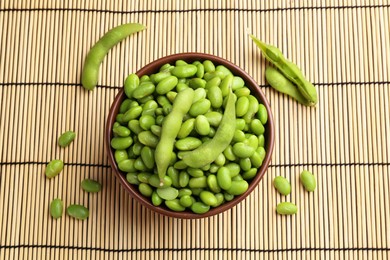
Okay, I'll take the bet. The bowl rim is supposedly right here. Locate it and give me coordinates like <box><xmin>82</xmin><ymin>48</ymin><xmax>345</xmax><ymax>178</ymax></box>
<box><xmin>105</xmin><ymin>52</ymin><xmax>275</xmax><ymax>219</ymax></box>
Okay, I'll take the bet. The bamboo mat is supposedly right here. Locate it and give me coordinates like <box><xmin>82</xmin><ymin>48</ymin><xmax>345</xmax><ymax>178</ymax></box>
<box><xmin>0</xmin><ymin>0</ymin><xmax>389</xmax><ymax>259</ymax></box>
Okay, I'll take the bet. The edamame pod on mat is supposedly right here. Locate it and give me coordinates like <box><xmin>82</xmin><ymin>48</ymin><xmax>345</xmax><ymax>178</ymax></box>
<box><xmin>250</xmin><ymin>34</ymin><xmax>317</xmax><ymax>105</ymax></box>
<box><xmin>81</xmin><ymin>23</ymin><xmax>146</xmax><ymax>90</ymax></box>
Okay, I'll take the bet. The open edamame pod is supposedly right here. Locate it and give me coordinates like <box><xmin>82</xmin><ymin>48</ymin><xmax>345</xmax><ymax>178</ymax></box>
<box><xmin>250</xmin><ymin>34</ymin><xmax>317</xmax><ymax>105</ymax></box>
<box><xmin>265</xmin><ymin>67</ymin><xmax>312</xmax><ymax>106</ymax></box>
<box><xmin>81</xmin><ymin>23</ymin><xmax>146</xmax><ymax>90</ymax></box>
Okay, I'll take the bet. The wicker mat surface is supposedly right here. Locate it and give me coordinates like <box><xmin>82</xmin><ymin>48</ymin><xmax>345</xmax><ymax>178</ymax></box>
<box><xmin>0</xmin><ymin>1</ymin><xmax>389</xmax><ymax>259</ymax></box>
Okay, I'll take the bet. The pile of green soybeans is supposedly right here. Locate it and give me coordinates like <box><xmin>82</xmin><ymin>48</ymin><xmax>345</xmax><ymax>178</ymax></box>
<box><xmin>111</xmin><ymin>60</ymin><xmax>268</xmax><ymax>214</ymax></box>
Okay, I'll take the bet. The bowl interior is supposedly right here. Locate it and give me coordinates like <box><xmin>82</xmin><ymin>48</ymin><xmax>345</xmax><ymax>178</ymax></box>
<box><xmin>105</xmin><ymin>53</ymin><xmax>275</xmax><ymax>219</ymax></box>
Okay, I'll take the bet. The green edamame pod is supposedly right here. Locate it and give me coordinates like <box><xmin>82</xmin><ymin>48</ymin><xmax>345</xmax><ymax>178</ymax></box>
<box><xmin>81</xmin><ymin>179</ymin><xmax>102</xmax><ymax>193</ymax></box>
<box><xmin>155</xmin><ymin>88</ymin><xmax>195</xmax><ymax>182</ymax></box>
<box><xmin>276</xmin><ymin>202</ymin><xmax>298</xmax><ymax>215</ymax></box>
<box><xmin>265</xmin><ymin>66</ymin><xmax>311</xmax><ymax>106</ymax></box>
<box><xmin>300</xmin><ymin>170</ymin><xmax>316</xmax><ymax>191</ymax></box>
<box><xmin>45</xmin><ymin>160</ymin><xmax>64</xmax><ymax>179</ymax></box>
<box><xmin>67</xmin><ymin>204</ymin><xmax>89</xmax><ymax>220</ymax></box>
<box><xmin>81</xmin><ymin>23</ymin><xmax>146</xmax><ymax>90</ymax></box>
<box><xmin>50</xmin><ymin>198</ymin><xmax>63</xmax><ymax>219</ymax></box>
<box><xmin>58</xmin><ymin>131</ymin><xmax>76</xmax><ymax>147</ymax></box>
<box><xmin>182</xmin><ymin>91</ymin><xmax>236</xmax><ymax>168</ymax></box>
<box><xmin>250</xmin><ymin>35</ymin><xmax>317</xmax><ymax>104</ymax></box>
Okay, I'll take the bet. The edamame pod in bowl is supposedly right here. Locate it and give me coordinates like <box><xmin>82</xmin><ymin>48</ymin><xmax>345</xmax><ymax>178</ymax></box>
<box><xmin>106</xmin><ymin>53</ymin><xmax>274</xmax><ymax>219</ymax></box>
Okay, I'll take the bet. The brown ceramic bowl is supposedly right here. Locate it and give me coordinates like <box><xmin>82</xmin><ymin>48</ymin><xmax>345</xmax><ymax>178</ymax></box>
<box><xmin>105</xmin><ymin>53</ymin><xmax>274</xmax><ymax>219</ymax></box>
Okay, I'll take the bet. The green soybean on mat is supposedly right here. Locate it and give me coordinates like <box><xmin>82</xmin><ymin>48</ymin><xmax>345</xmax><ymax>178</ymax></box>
<box><xmin>1</xmin><ymin>0</ymin><xmax>389</xmax><ymax>259</ymax></box>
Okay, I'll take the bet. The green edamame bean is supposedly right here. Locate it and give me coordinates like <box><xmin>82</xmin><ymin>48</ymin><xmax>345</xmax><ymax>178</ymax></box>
<box><xmin>176</xmin><ymin>60</ymin><xmax>188</xmax><ymax>66</ymax></box>
<box><xmin>140</xmin><ymin>75</ymin><xmax>150</xmax><ymax>83</ymax></box>
<box><xmin>124</xmin><ymin>74</ymin><xmax>140</xmax><ymax>98</ymax></box>
<box><xmin>219</xmin><ymin>74</ymin><xmax>234</xmax><ymax>97</ymax></box>
<box><xmin>189</xmin><ymin>78</ymin><xmax>206</xmax><ymax>89</ymax></box>
<box><xmin>232</xmin><ymin>142</ymin><xmax>255</xmax><ymax>158</ymax></box>
<box><xmin>123</xmin><ymin>106</ymin><xmax>143</xmax><ymax>122</ymax></box>
<box><xmin>232</xmin><ymin>76</ymin><xmax>245</xmax><ymax>90</ymax></box>
<box><xmin>214</xmin><ymin>153</ymin><xmax>226</xmax><ymax>166</ymax></box>
<box><xmin>111</xmin><ymin>136</ymin><xmax>133</xmax><ymax>150</ymax></box>
<box><xmin>139</xmin><ymin>115</ymin><xmax>155</xmax><ymax>131</ymax></box>
<box><xmin>191</xmin><ymin>188</ymin><xmax>204</xmax><ymax>196</ymax></box>
<box><xmin>200</xmin><ymin>191</ymin><xmax>218</xmax><ymax>206</ymax></box>
<box><xmin>179</xmin><ymin>171</ymin><xmax>190</xmax><ymax>187</ymax></box>
<box><xmin>156</xmin><ymin>75</ymin><xmax>178</xmax><ymax>94</ymax></box>
<box><xmin>137</xmin><ymin>172</ymin><xmax>151</xmax><ymax>183</ymax></box>
<box><xmin>189</xmin><ymin>99</ymin><xmax>211</xmax><ymax>117</ymax></box>
<box><xmin>207</xmin><ymin>86</ymin><xmax>223</xmax><ymax>108</ymax></box>
<box><xmin>138</xmin><ymin>95</ymin><xmax>154</xmax><ymax>104</ymax></box>
<box><xmin>150</xmin><ymin>71</ymin><xmax>171</xmax><ymax>84</ymax></box>
<box><xmin>115</xmin><ymin>150</ymin><xmax>128</xmax><ymax>163</ymax></box>
<box><xmin>193</xmin><ymin>88</ymin><xmax>207</xmax><ymax>103</ymax></box>
<box><xmin>150</xmin><ymin>125</ymin><xmax>162</xmax><ymax>137</ymax></box>
<box><xmin>226</xmin><ymin>180</ymin><xmax>248</xmax><ymax>195</ymax></box>
<box><xmin>139</xmin><ymin>183</ymin><xmax>153</xmax><ymax>197</ymax></box>
<box><xmin>208</xmin><ymin>127</ymin><xmax>216</xmax><ymax>137</ymax></box>
<box><xmin>81</xmin><ymin>23</ymin><xmax>145</xmax><ymax>90</ymax></box>
<box><xmin>205</xmin><ymin>77</ymin><xmax>221</xmax><ymax>89</ymax></box>
<box><xmin>250</xmin><ymin>119</ymin><xmax>265</xmax><ymax>136</ymax></box>
<box><xmin>45</xmin><ymin>159</ymin><xmax>64</xmax><ymax>178</ymax></box>
<box><xmin>143</xmin><ymin>100</ymin><xmax>158</xmax><ymax>110</ymax></box>
<box><xmin>243</xmin><ymin>95</ymin><xmax>259</xmax><ymax>123</ymax></box>
<box><xmin>129</xmin><ymin>82</ymin><xmax>153</xmax><ymax>100</ymax></box>
<box><xmin>58</xmin><ymin>131</ymin><xmax>76</xmax><ymax>147</ymax></box>
<box><xmin>140</xmin><ymin>146</ymin><xmax>154</xmax><ymax>169</ymax></box>
<box><xmin>188</xmin><ymin>176</ymin><xmax>207</xmax><ymax>189</ymax></box>
<box><xmin>166</xmin><ymin>91</ymin><xmax>177</xmax><ymax>103</ymax></box>
<box><xmin>300</xmin><ymin>170</ymin><xmax>316</xmax><ymax>191</ymax></box>
<box><xmin>209</xmin><ymin>163</ymin><xmax>220</xmax><ymax>173</ymax></box>
<box><xmin>203</xmin><ymin>71</ymin><xmax>226</xmax><ymax>81</ymax></box>
<box><xmin>235</xmin><ymin>96</ymin><xmax>250</xmax><ymax>117</ymax></box>
<box><xmin>178</xmin><ymin>188</ymin><xmax>192</xmax><ymax>197</ymax></box>
<box><xmin>177</xmin><ymin>118</ymin><xmax>195</xmax><ymax>139</ymax></box>
<box><xmin>203</xmin><ymin>60</ymin><xmax>215</xmax><ymax>73</ymax></box>
<box><xmin>233</xmin><ymin>129</ymin><xmax>246</xmax><ymax>142</ymax></box>
<box><xmin>257</xmin><ymin>147</ymin><xmax>266</xmax><ymax>161</ymax></box>
<box><xmin>187</xmin><ymin>168</ymin><xmax>204</xmax><ymax>178</ymax></box>
<box><xmin>216</xmin><ymin>65</ymin><xmax>233</xmax><ymax>77</ymax></box>
<box><xmin>155</xmin><ymin>88</ymin><xmax>195</xmax><ymax>182</ymax></box>
<box><xmin>81</xmin><ymin>179</ymin><xmax>102</xmax><ymax>193</ymax></box>
<box><xmin>234</xmin><ymin>87</ymin><xmax>250</xmax><ymax>97</ymax></box>
<box><xmin>67</xmin><ymin>204</ymin><xmax>89</xmax><ymax>220</ymax></box>
<box><xmin>251</xmin><ymin>35</ymin><xmax>317</xmax><ymax>104</ymax></box>
<box><xmin>179</xmin><ymin>195</ymin><xmax>193</xmax><ymax>207</ymax></box>
<box><xmin>171</xmin><ymin>64</ymin><xmax>197</xmax><ymax>78</ymax></box>
<box><xmin>214</xmin><ymin>193</ymin><xmax>225</xmax><ymax>207</ymax></box>
<box><xmin>134</xmin><ymin>157</ymin><xmax>148</xmax><ymax>171</ymax></box>
<box><xmin>175</xmin><ymin>137</ymin><xmax>202</xmax><ymax>151</ymax></box>
<box><xmin>174</xmin><ymin>160</ymin><xmax>188</xmax><ymax>170</ymax></box>
<box><xmin>273</xmin><ymin>176</ymin><xmax>291</xmax><ymax>195</ymax></box>
<box><xmin>138</xmin><ymin>131</ymin><xmax>159</xmax><ymax>148</ymax></box>
<box><xmin>126</xmin><ymin>172</ymin><xmax>140</xmax><ymax>185</ymax></box>
<box><xmin>156</xmin><ymin>115</ymin><xmax>165</xmax><ymax>126</ymax></box>
<box><xmin>113</xmin><ymin>125</ymin><xmax>131</xmax><ymax>137</ymax></box>
<box><xmin>132</xmin><ymin>142</ymin><xmax>143</xmax><ymax>156</ymax></box>
<box><xmin>151</xmin><ymin>191</ymin><xmax>163</xmax><ymax>206</ymax></box>
<box><xmin>115</xmin><ymin>114</ymin><xmax>126</xmax><ymax>125</ymax></box>
<box><xmin>160</xmin><ymin>63</ymin><xmax>174</xmax><ymax>72</ymax></box>
<box><xmin>176</xmin><ymin>82</ymin><xmax>188</xmax><ymax>92</ymax></box>
<box><xmin>235</xmin><ymin>118</ymin><xmax>246</xmax><ymax>131</ymax></box>
<box><xmin>242</xmin><ymin>168</ymin><xmax>257</xmax><ymax>180</ymax></box>
<box><xmin>258</xmin><ymin>134</ymin><xmax>265</xmax><ymax>147</ymax></box>
<box><xmin>182</xmin><ymin>91</ymin><xmax>236</xmax><ymax>168</ymax></box>
<box><xmin>276</xmin><ymin>202</ymin><xmax>298</xmax><ymax>215</ymax></box>
<box><xmin>250</xmin><ymin>151</ymin><xmax>263</xmax><ymax>168</ymax></box>
<box><xmin>245</xmin><ymin>135</ymin><xmax>259</xmax><ymax>150</ymax></box>
<box><xmin>50</xmin><ymin>198</ymin><xmax>63</xmax><ymax>219</ymax></box>
<box><xmin>239</xmin><ymin>158</ymin><xmax>252</xmax><ymax>171</ymax></box>
<box><xmin>167</xmin><ymin>167</ymin><xmax>180</xmax><ymax>188</ymax></box>
<box><xmin>232</xmin><ymin>174</ymin><xmax>244</xmax><ymax>181</ymax></box>
<box><xmin>204</xmin><ymin>112</ymin><xmax>222</xmax><ymax>127</ymax></box>
<box><xmin>223</xmin><ymin>145</ymin><xmax>236</xmax><ymax>161</ymax></box>
<box><xmin>217</xmin><ymin>167</ymin><xmax>232</xmax><ymax>190</ymax></box>
<box><xmin>225</xmin><ymin>163</ymin><xmax>241</xmax><ymax>177</ymax></box>
<box><xmin>118</xmin><ymin>159</ymin><xmax>137</xmax><ymax>172</ymax></box>
<box><xmin>191</xmin><ymin>202</ymin><xmax>210</xmax><ymax>214</ymax></box>
<box><xmin>207</xmin><ymin>175</ymin><xmax>221</xmax><ymax>193</ymax></box>
<box><xmin>165</xmin><ymin>199</ymin><xmax>186</xmax><ymax>211</ymax></box>
<box><xmin>195</xmin><ymin>115</ymin><xmax>210</xmax><ymax>136</ymax></box>
<box><xmin>257</xmin><ymin>104</ymin><xmax>268</xmax><ymax>125</ymax></box>
<box><xmin>156</xmin><ymin>187</ymin><xmax>179</xmax><ymax>200</ymax></box>
<box><xmin>196</xmin><ymin>63</ymin><xmax>204</xmax><ymax>78</ymax></box>
<box><xmin>224</xmin><ymin>192</ymin><xmax>234</xmax><ymax>201</ymax></box>
<box><xmin>128</xmin><ymin>120</ymin><xmax>143</xmax><ymax>134</ymax></box>
<box><xmin>149</xmin><ymin>175</ymin><xmax>172</xmax><ymax>188</ymax></box>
